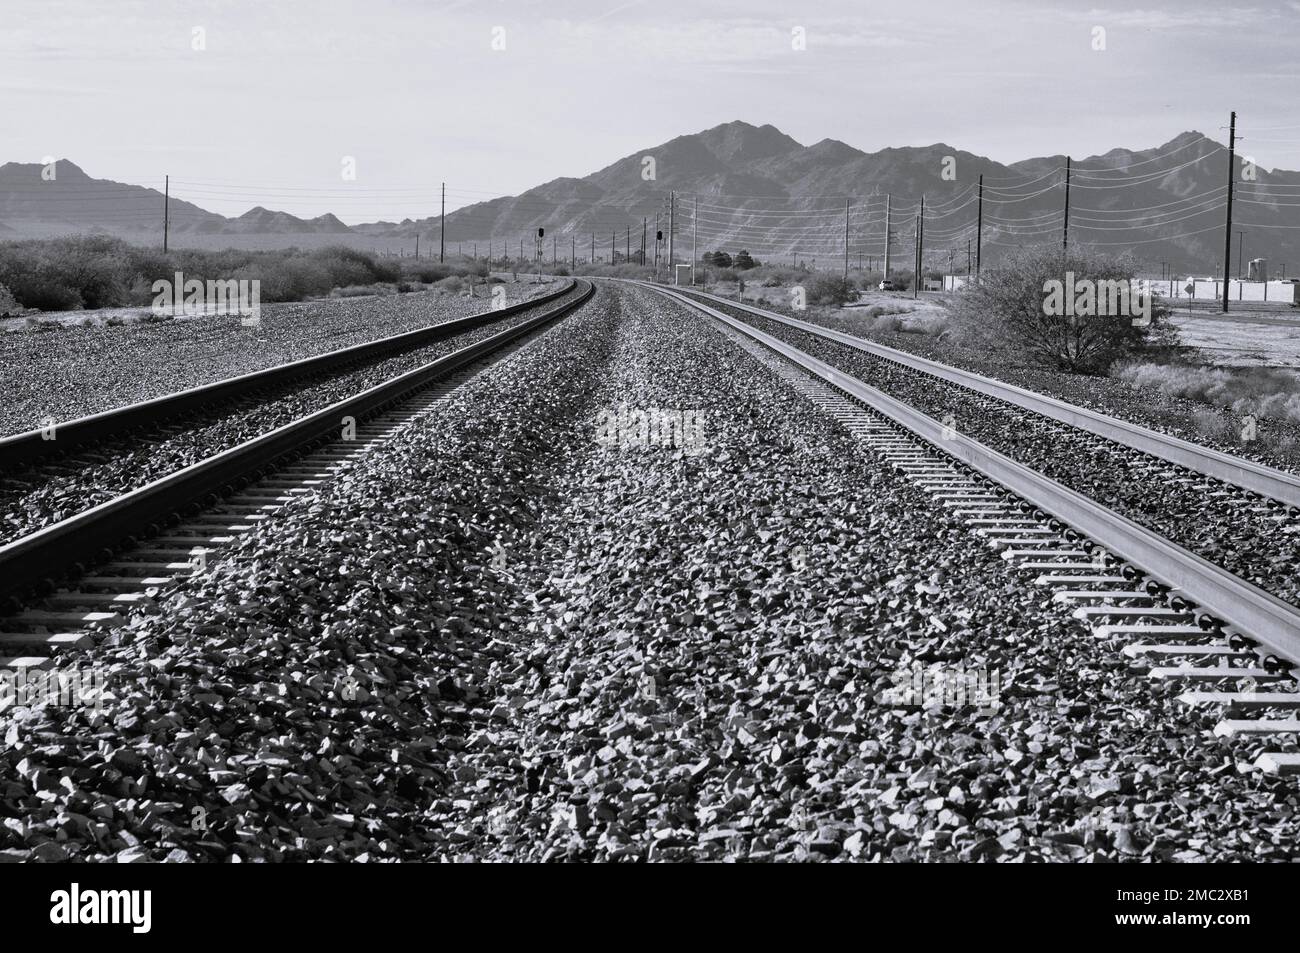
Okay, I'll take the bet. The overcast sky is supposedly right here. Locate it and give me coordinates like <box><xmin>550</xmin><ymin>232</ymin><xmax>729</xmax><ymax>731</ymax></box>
<box><xmin>4</xmin><ymin>0</ymin><xmax>1298</xmax><ymax>223</ymax></box>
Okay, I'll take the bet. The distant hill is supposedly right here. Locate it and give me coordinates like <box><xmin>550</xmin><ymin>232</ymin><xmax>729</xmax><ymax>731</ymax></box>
<box><xmin>4</xmin><ymin>122</ymin><xmax>1297</xmax><ymax>273</ymax></box>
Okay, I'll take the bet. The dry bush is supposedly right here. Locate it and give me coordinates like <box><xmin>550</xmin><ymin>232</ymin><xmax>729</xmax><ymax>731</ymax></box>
<box><xmin>0</xmin><ymin>282</ymin><xmax>19</xmax><ymax>316</ymax></box>
<box><xmin>1190</xmin><ymin>407</ymin><xmax>1233</xmax><ymax>440</ymax></box>
<box><xmin>1115</xmin><ymin>361</ymin><xmax>1300</xmax><ymax>425</ymax></box>
<box><xmin>0</xmin><ymin>236</ymin><xmax>408</xmax><ymax>310</ymax></box>
<box><xmin>804</xmin><ymin>274</ymin><xmax>858</xmax><ymax>306</ymax></box>
<box><xmin>950</xmin><ymin>244</ymin><xmax>1177</xmax><ymax>373</ymax></box>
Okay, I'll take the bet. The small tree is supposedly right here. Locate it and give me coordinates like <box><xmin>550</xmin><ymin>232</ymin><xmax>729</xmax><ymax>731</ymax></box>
<box><xmin>734</xmin><ymin>250</ymin><xmax>757</xmax><ymax>270</ymax></box>
<box><xmin>806</xmin><ymin>273</ymin><xmax>858</xmax><ymax>306</ymax></box>
<box><xmin>710</xmin><ymin>250</ymin><xmax>732</xmax><ymax>269</ymax></box>
<box><xmin>0</xmin><ymin>283</ymin><xmax>18</xmax><ymax>317</ymax></box>
<box><xmin>952</xmin><ymin>244</ymin><xmax>1177</xmax><ymax>373</ymax></box>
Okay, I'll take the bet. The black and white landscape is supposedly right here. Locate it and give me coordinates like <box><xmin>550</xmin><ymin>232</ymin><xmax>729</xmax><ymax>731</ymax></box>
<box><xmin>1</xmin><ymin>0</ymin><xmax>1299</xmax><ymax>913</ymax></box>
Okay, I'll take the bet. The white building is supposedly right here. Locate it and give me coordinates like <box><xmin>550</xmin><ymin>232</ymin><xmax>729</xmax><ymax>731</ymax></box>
<box><xmin>939</xmin><ymin>274</ymin><xmax>1299</xmax><ymax>305</ymax></box>
<box><xmin>1138</xmin><ymin>277</ymin><xmax>1299</xmax><ymax>304</ymax></box>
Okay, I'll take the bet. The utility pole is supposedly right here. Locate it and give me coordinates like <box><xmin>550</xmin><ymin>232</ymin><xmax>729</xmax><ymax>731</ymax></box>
<box><xmin>1236</xmin><ymin>229</ymin><xmax>1245</xmax><ymax>278</ymax></box>
<box><xmin>552</xmin><ymin>235</ymin><xmax>556</xmax><ymax>264</ymax></box>
<box><xmin>668</xmin><ymin>190</ymin><xmax>676</xmax><ymax>282</ymax></box>
<box><xmin>967</xmin><ymin>238</ymin><xmax>971</xmax><ymax>276</ymax></box>
<box><xmin>642</xmin><ymin>217</ymin><xmax>647</xmax><ymax>266</ymax></box>
<box><xmin>912</xmin><ymin>215</ymin><xmax>919</xmax><ymax>299</ymax></box>
<box><xmin>611</xmin><ymin>232</ymin><xmax>615</xmax><ymax>265</ymax></box>
<box><xmin>519</xmin><ymin>237</ymin><xmax>523</xmax><ymax>262</ymax></box>
<box><xmin>882</xmin><ymin>193</ymin><xmax>891</xmax><ymax>279</ymax></box>
<box><xmin>163</xmin><ymin>174</ymin><xmax>170</xmax><ymax>253</ymax></box>
<box><xmin>914</xmin><ymin>195</ymin><xmax>925</xmax><ymax>299</ymax></box>
<box><xmin>653</xmin><ymin>214</ymin><xmax>659</xmax><ymax>272</ymax></box>
<box><xmin>976</xmin><ymin>174</ymin><xmax>983</xmax><ymax>278</ymax></box>
<box><xmin>844</xmin><ymin>198</ymin><xmax>850</xmax><ymax>279</ymax></box>
<box><xmin>692</xmin><ymin>196</ymin><xmax>698</xmax><ymax>286</ymax></box>
<box><xmin>626</xmin><ymin>227</ymin><xmax>631</xmax><ymax>265</ymax></box>
<box><xmin>439</xmin><ymin>182</ymin><xmax>445</xmax><ymax>263</ymax></box>
<box><xmin>1222</xmin><ymin>110</ymin><xmax>1236</xmax><ymax>313</ymax></box>
<box><xmin>591</xmin><ymin>232</ymin><xmax>595</xmax><ymax>264</ymax></box>
<box><xmin>415</xmin><ymin>234</ymin><xmax>420</xmax><ymax>259</ymax></box>
<box><xmin>1062</xmin><ymin>157</ymin><xmax>1072</xmax><ymax>254</ymax></box>
<box><xmin>571</xmin><ymin>236</ymin><xmax>575</xmax><ymax>267</ymax></box>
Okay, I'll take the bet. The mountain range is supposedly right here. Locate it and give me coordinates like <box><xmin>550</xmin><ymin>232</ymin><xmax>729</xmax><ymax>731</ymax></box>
<box><xmin>3</xmin><ymin>121</ymin><xmax>1297</xmax><ymax>273</ymax></box>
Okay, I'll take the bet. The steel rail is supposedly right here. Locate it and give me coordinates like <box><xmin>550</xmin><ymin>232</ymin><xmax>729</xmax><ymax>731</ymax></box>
<box><xmin>0</xmin><ymin>279</ymin><xmax>579</xmax><ymax>468</ymax></box>
<box><xmin>668</xmin><ymin>285</ymin><xmax>1300</xmax><ymax>509</ymax></box>
<box><xmin>650</xmin><ymin>284</ymin><xmax>1300</xmax><ymax>662</ymax></box>
<box><xmin>0</xmin><ymin>280</ymin><xmax>595</xmax><ymax>602</ymax></box>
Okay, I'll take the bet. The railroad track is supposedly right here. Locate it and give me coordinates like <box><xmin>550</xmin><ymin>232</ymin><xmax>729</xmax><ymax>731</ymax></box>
<box><xmin>0</xmin><ymin>279</ymin><xmax>595</xmax><ymax>679</ymax></box>
<box><xmin>647</xmin><ymin>282</ymin><xmax>1300</xmax><ymax>775</ymax></box>
<box><xmin>662</xmin><ymin>286</ymin><xmax>1300</xmax><ymax>612</ymax></box>
<box><xmin>0</xmin><ymin>279</ymin><xmax>584</xmax><ymax>547</ymax></box>
<box><xmin>673</xmin><ymin>286</ymin><xmax>1300</xmax><ymax>506</ymax></box>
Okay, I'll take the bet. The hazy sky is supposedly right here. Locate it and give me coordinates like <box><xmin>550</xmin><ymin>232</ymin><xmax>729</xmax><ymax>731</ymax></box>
<box><xmin>4</xmin><ymin>0</ymin><xmax>1298</xmax><ymax>223</ymax></box>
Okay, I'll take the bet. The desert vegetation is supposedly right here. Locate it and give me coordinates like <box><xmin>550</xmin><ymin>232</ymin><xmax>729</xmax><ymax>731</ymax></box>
<box><xmin>1115</xmin><ymin>361</ymin><xmax>1300</xmax><ymax>427</ymax></box>
<box><xmin>0</xmin><ymin>235</ymin><xmax>501</xmax><ymax>313</ymax></box>
<box><xmin>950</xmin><ymin>244</ymin><xmax>1179</xmax><ymax>373</ymax></box>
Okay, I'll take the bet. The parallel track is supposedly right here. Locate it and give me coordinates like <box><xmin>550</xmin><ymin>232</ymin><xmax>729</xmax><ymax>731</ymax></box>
<box><xmin>650</xmin><ymin>282</ymin><xmax>1300</xmax><ymax>775</ymax></box>
<box><xmin>671</xmin><ymin>285</ymin><xmax>1300</xmax><ymax>509</ymax></box>
<box><xmin>0</xmin><ymin>281</ymin><xmax>595</xmax><ymax>620</ymax></box>
<box><xmin>0</xmin><ymin>281</ymin><xmax>583</xmax><ymax>551</ymax></box>
<box><xmin>0</xmin><ymin>279</ymin><xmax>577</xmax><ymax>467</ymax></box>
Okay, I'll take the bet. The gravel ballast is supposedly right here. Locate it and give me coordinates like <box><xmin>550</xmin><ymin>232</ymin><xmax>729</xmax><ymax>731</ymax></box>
<box><xmin>739</xmin><ymin>293</ymin><xmax>1300</xmax><ymax>476</ymax></box>
<box><xmin>0</xmin><ymin>278</ymin><xmax>561</xmax><ymax>438</ymax></box>
<box><xmin>707</xmin><ymin>301</ymin><xmax>1300</xmax><ymax>609</ymax></box>
<box><xmin>2</xmin><ymin>281</ymin><xmax>1298</xmax><ymax>863</ymax></box>
<box><xmin>0</xmin><ymin>283</ymin><xmax>585</xmax><ymax>547</ymax></box>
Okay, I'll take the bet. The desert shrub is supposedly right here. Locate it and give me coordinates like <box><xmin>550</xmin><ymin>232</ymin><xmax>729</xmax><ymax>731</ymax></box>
<box><xmin>331</xmin><ymin>284</ymin><xmax>388</xmax><ymax>298</ymax></box>
<box><xmin>3</xmin><ymin>267</ymin><xmax>81</xmax><ymax>310</ymax></box>
<box><xmin>805</xmin><ymin>273</ymin><xmax>858</xmax><ymax>306</ymax></box>
<box><xmin>0</xmin><ymin>282</ymin><xmax>19</xmax><ymax>316</ymax></box>
<box><xmin>865</xmin><ymin>309</ymin><xmax>905</xmax><ymax>332</ymax></box>
<box><xmin>409</xmin><ymin>262</ymin><xmax>453</xmax><ymax>283</ymax></box>
<box><xmin>310</xmin><ymin>247</ymin><xmax>381</xmax><ymax>289</ymax></box>
<box><xmin>0</xmin><ymin>243</ymin><xmax>82</xmax><ymax>310</ymax></box>
<box><xmin>713</xmin><ymin>268</ymin><xmax>739</xmax><ymax>283</ymax></box>
<box><xmin>438</xmin><ymin>276</ymin><xmax>466</xmax><ymax>294</ymax></box>
<box><xmin>0</xmin><ymin>237</ymin><xmax>410</xmax><ymax>310</ymax></box>
<box><xmin>571</xmin><ymin>262</ymin><xmax>656</xmax><ymax>280</ymax></box>
<box><xmin>1115</xmin><ymin>361</ymin><xmax>1300</xmax><ymax>425</ymax></box>
<box><xmin>1190</xmin><ymin>407</ymin><xmax>1232</xmax><ymax>440</ymax></box>
<box><xmin>45</xmin><ymin>235</ymin><xmax>132</xmax><ymax>309</ymax></box>
<box><xmin>950</xmin><ymin>244</ymin><xmax>1176</xmax><ymax>373</ymax></box>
